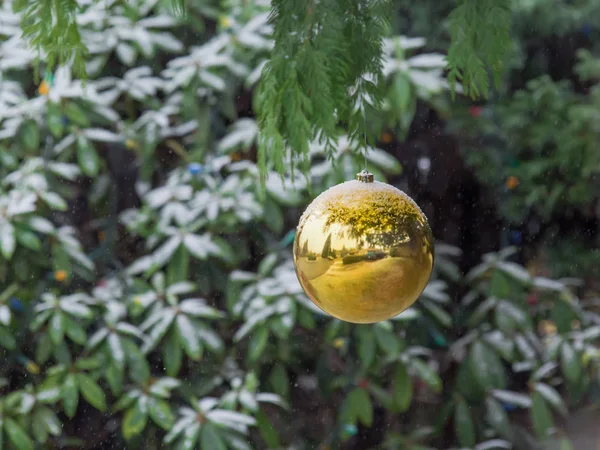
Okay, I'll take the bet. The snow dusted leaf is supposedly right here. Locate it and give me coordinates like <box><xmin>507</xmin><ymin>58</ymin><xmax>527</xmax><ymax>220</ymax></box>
<box><xmin>108</xmin><ymin>333</ymin><xmax>125</xmax><ymax>368</ymax></box>
<box><xmin>142</xmin><ymin>310</ymin><xmax>176</xmax><ymax>353</ymax></box>
<box><xmin>87</xmin><ymin>328</ymin><xmax>109</xmax><ymax>350</ymax></box>
<box><xmin>0</xmin><ymin>221</ymin><xmax>16</xmax><ymax>259</ymax></box>
<box><xmin>534</xmin><ymin>382</ymin><xmax>567</xmax><ymax>416</ymax></box>
<box><xmin>255</xmin><ymin>392</ymin><xmax>289</xmax><ymax>410</ymax></box>
<box><xmin>230</xmin><ymin>271</ymin><xmax>258</xmax><ymax>282</ymax></box>
<box><xmin>53</xmin><ymin>135</ymin><xmax>76</xmax><ymax>154</ymax></box>
<box><xmin>533</xmin><ymin>277</ymin><xmax>566</xmax><ymax>292</ymax></box>
<box><xmin>47</xmin><ymin>162</ymin><xmax>80</xmax><ymax>180</ymax></box>
<box><xmin>83</xmin><ymin>128</ymin><xmax>122</xmax><ymax>143</ymax></box>
<box><xmin>532</xmin><ymin>362</ymin><xmax>558</xmax><ymax>381</ymax></box>
<box><xmin>206</xmin><ymin>410</ymin><xmax>256</xmax><ymax>427</ymax></box>
<box><xmin>116</xmin><ymin>322</ymin><xmax>144</xmax><ymax>339</ymax></box>
<box><xmin>218</xmin><ymin>119</ymin><xmax>258</xmax><ymax>152</ymax></box>
<box><xmin>164</xmin><ymin>416</ymin><xmax>194</xmax><ymax>444</ymax></box>
<box><xmin>149</xmin><ymin>377</ymin><xmax>180</xmax><ymax>397</ymax></box>
<box><xmin>65</xmin><ymin>247</ymin><xmax>95</xmax><ymax>271</ymax></box>
<box><xmin>60</xmin><ymin>299</ymin><xmax>93</xmax><ymax>319</ymax></box>
<box><xmin>366</xmin><ymin>148</ymin><xmax>402</xmax><ymax>174</ymax></box>
<box><xmin>152</xmin><ymin>236</ymin><xmax>182</xmax><ymax>268</ymax></box>
<box><xmin>167</xmin><ymin>282</ymin><xmax>195</xmax><ymax>296</ymax></box>
<box><xmin>475</xmin><ymin>440</ymin><xmax>512</xmax><ymax>450</ymax></box>
<box><xmin>127</xmin><ymin>256</ymin><xmax>155</xmax><ymax>275</ymax></box>
<box><xmin>180</xmin><ymin>299</ymin><xmax>224</xmax><ymax>319</ymax></box>
<box><xmin>116</xmin><ymin>43</ymin><xmax>138</xmax><ymax>65</ymax></box>
<box><xmin>234</xmin><ymin>306</ymin><xmax>277</xmax><ymax>342</ymax></box>
<box><xmin>29</xmin><ymin>217</ymin><xmax>55</xmax><ymax>234</ymax></box>
<box><xmin>496</xmin><ymin>261</ymin><xmax>531</xmax><ymax>284</ymax></box>
<box><xmin>184</xmin><ymin>233</ymin><xmax>222</xmax><ymax>260</ymax></box>
<box><xmin>406</xmin><ymin>53</ymin><xmax>447</xmax><ymax>69</ymax></box>
<box><xmin>39</xmin><ymin>192</ymin><xmax>68</xmax><ymax>211</ymax></box>
<box><xmin>176</xmin><ymin>314</ymin><xmax>201</xmax><ymax>360</ymax></box>
<box><xmin>0</xmin><ymin>305</ymin><xmax>11</xmax><ymax>326</ymax></box>
<box><xmin>491</xmin><ymin>390</ymin><xmax>532</xmax><ymax>408</ymax></box>
<box><xmin>195</xmin><ymin>324</ymin><xmax>224</xmax><ymax>353</ymax></box>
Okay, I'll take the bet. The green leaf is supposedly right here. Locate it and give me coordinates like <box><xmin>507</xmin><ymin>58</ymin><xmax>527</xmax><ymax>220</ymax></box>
<box><xmin>269</xmin><ymin>364</ymin><xmax>290</xmax><ymax>398</ymax></box>
<box><xmin>64</xmin><ymin>316</ymin><xmax>87</xmax><ymax>345</ymax></box>
<box><xmin>62</xmin><ymin>374</ymin><xmax>79</xmax><ymax>418</ymax></box>
<box><xmin>15</xmin><ymin>229</ymin><xmax>42</xmax><ymax>251</ymax></box>
<box><xmin>485</xmin><ymin>396</ymin><xmax>512</xmax><ymax>440</ymax></box>
<box><xmin>36</xmin><ymin>334</ymin><xmax>52</xmax><ymax>365</ymax></box>
<box><xmin>411</xmin><ymin>359</ymin><xmax>442</xmax><ymax>394</ymax></box>
<box><xmin>77</xmin><ymin>136</ymin><xmax>100</xmax><ymax>177</ymax></box>
<box><xmin>367</xmin><ymin>382</ymin><xmax>393</xmax><ymax>410</ymax></box>
<box><xmin>0</xmin><ymin>222</ymin><xmax>16</xmax><ymax>260</ymax></box>
<box><xmin>176</xmin><ymin>314</ymin><xmax>202</xmax><ymax>360</ymax></box>
<box><xmin>124</xmin><ymin>339</ymin><xmax>150</xmax><ymax>384</ymax></box>
<box><xmin>531</xmin><ymin>391</ymin><xmax>554</xmax><ymax>441</ymax></box>
<box><xmin>393</xmin><ymin>363</ymin><xmax>412</xmax><ymax>412</ymax></box>
<box><xmin>47</xmin><ymin>104</ymin><xmax>64</xmax><ymax>137</ymax></box>
<box><xmin>374</xmin><ymin>325</ymin><xmax>400</xmax><ymax>355</ymax></box>
<box><xmin>422</xmin><ymin>300</ymin><xmax>452</xmax><ymax>328</ymax></box>
<box><xmin>32</xmin><ymin>409</ymin><xmax>49</xmax><ymax>443</ymax></box>
<box><xmin>201</xmin><ymin>423</ymin><xmax>227</xmax><ymax>450</ymax></box>
<box><xmin>76</xmin><ymin>374</ymin><xmax>107</xmax><ymax>412</ymax></box>
<box><xmin>122</xmin><ymin>402</ymin><xmax>148</xmax><ymax>440</ymax></box>
<box><xmin>167</xmin><ymin>246</ymin><xmax>189</xmax><ymax>285</ymax></box>
<box><xmin>347</xmin><ymin>388</ymin><xmax>373</xmax><ymax>427</ymax></box>
<box><xmin>5</xmin><ymin>418</ymin><xmax>33</xmax><ymax>450</ymax></box>
<box><xmin>108</xmin><ymin>333</ymin><xmax>125</xmax><ymax>369</ymax></box>
<box><xmin>178</xmin><ymin>423</ymin><xmax>200</xmax><ymax>450</ymax></box>
<box><xmin>468</xmin><ymin>340</ymin><xmax>506</xmax><ymax>391</ymax></box>
<box><xmin>489</xmin><ymin>270</ymin><xmax>511</xmax><ymax>298</ymax></box>
<box><xmin>148</xmin><ymin>398</ymin><xmax>175</xmax><ymax>431</ymax></box>
<box><xmin>248</xmin><ymin>327</ymin><xmax>268</xmax><ymax>363</ymax></box>
<box><xmin>264</xmin><ymin>198</ymin><xmax>284</xmax><ymax>234</ymax></box>
<box><xmin>20</xmin><ymin>120</ymin><xmax>40</xmax><ymax>152</ymax></box>
<box><xmin>258</xmin><ymin>254</ymin><xmax>278</xmax><ymax>276</ymax></box>
<box><xmin>0</xmin><ymin>327</ymin><xmax>16</xmax><ymax>350</ymax></box>
<box><xmin>256</xmin><ymin>409</ymin><xmax>280</xmax><ymax>448</ymax></box>
<box><xmin>534</xmin><ymin>383</ymin><xmax>567</xmax><ymax>416</ymax></box>
<box><xmin>468</xmin><ymin>297</ymin><xmax>498</xmax><ymax>326</ymax></box>
<box><xmin>391</xmin><ymin>72</ymin><xmax>412</xmax><ymax>113</ymax></box>
<box><xmin>53</xmin><ymin>341</ymin><xmax>72</xmax><ymax>366</ymax></box>
<box><xmin>559</xmin><ymin>437</ymin><xmax>575</xmax><ymax>450</ymax></box>
<box><xmin>454</xmin><ymin>398</ymin><xmax>476</xmax><ymax>448</ymax></box>
<box><xmin>163</xmin><ymin>330</ymin><xmax>182</xmax><ymax>377</ymax></box>
<box><xmin>560</xmin><ymin>342</ymin><xmax>581</xmax><ymax>385</ymax></box>
<box><xmin>64</xmin><ymin>102</ymin><xmax>89</xmax><ymax>127</ymax></box>
<box><xmin>105</xmin><ymin>364</ymin><xmax>123</xmax><ymax>396</ymax></box>
<box><xmin>36</xmin><ymin>407</ymin><xmax>62</xmax><ymax>436</ymax></box>
<box><xmin>357</xmin><ymin>327</ymin><xmax>376</xmax><ymax>369</ymax></box>
<box><xmin>49</xmin><ymin>312</ymin><xmax>65</xmax><ymax>346</ymax></box>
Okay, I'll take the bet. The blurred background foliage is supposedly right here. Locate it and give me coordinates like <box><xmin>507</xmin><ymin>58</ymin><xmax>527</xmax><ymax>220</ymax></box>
<box><xmin>1</xmin><ymin>0</ymin><xmax>600</xmax><ymax>450</ymax></box>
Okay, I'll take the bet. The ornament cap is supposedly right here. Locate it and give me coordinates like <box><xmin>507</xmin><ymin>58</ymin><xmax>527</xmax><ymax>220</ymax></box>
<box><xmin>356</xmin><ymin>169</ymin><xmax>374</xmax><ymax>183</ymax></box>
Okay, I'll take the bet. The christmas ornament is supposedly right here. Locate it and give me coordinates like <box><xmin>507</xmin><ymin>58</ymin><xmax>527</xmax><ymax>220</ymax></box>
<box><xmin>293</xmin><ymin>170</ymin><xmax>434</xmax><ymax>324</ymax></box>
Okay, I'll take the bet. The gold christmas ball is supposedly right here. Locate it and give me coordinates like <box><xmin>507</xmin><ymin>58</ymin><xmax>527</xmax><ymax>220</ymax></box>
<box><xmin>293</xmin><ymin>170</ymin><xmax>434</xmax><ymax>324</ymax></box>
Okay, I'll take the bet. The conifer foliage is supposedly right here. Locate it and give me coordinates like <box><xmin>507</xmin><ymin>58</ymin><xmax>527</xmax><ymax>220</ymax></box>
<box><xmin>13</xmin><ymin>0</ymin><xmax>514</xmax><ymax>179</ymax></box>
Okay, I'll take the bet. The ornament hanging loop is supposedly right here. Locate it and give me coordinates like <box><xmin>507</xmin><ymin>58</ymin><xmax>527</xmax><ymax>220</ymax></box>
<box><xmin>356</xmin><ymin>169</ymin><xmax>374</xmax><ymax>183</ymax></box>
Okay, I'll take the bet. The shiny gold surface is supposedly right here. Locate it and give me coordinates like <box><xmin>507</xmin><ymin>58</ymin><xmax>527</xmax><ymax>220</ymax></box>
<box><xmin>293</xmin><ymin>177</ymin><xmax>434</xmax><ymax>324</ymax></box>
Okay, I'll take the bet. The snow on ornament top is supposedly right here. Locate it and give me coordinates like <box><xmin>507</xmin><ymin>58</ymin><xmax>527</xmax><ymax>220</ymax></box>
<box><xmin>293</xmin><ymin>170</ymin><xmax>434</xmax><ymax>324</ymax></box>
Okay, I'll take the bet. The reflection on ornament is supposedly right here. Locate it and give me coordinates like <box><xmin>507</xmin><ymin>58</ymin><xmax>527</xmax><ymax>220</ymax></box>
<box><xmin>293</xmin><ymin>170</ymin><xmax>434</xmax><ymax>324</ymax></box>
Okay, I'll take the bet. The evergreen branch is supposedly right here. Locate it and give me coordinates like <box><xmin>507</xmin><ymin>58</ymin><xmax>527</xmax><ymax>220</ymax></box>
<box><xmin>446</xmin><ymin>0</ymin><xmax>513</xmax><ymax>99</ymax></box>
<box><xmin>256</xmin><ymin>0</ymin><xmax>391</xmax><ymax>184</ymax></box>
<box><xmin>14</xmin><ymin>0</ymin><xmax>87</xmax><ymax>79</ymax></box>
